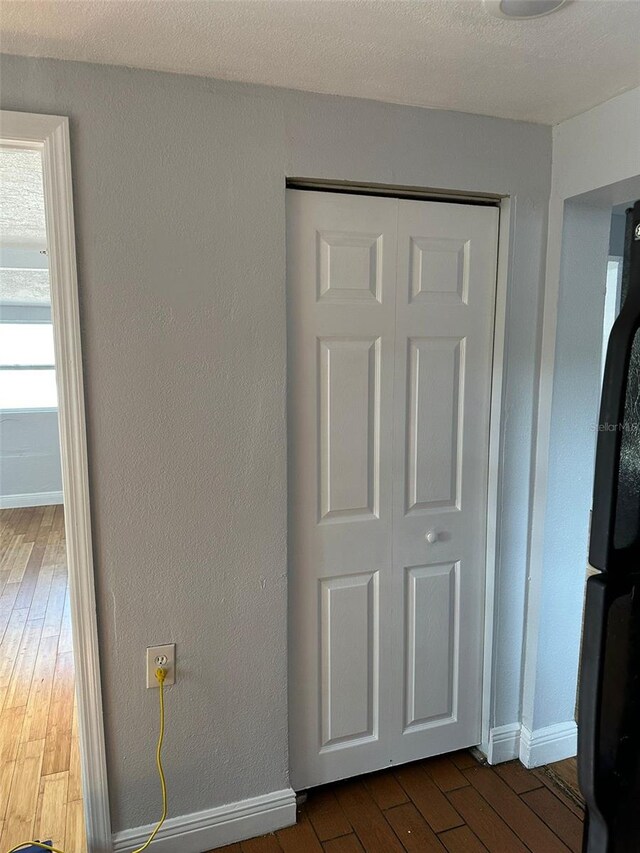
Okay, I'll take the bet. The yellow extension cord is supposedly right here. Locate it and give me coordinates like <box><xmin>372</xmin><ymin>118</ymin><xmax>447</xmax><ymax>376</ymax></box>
<box><xmin>6</xmin><ymin>667</ymin><xmax>169</xmax><ymax>853</ymax></box>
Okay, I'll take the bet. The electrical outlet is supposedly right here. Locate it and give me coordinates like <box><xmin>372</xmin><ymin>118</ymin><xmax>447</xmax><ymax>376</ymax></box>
<box><xmin>146</xmin><ymin>644</ymin><xmax>176</xmax><ymax>688</ymax></box>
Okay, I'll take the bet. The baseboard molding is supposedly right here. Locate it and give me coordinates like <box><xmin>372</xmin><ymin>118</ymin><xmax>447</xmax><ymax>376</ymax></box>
<box><xmin>0</xmin><ymin>490</ymin><xmax>63</xmax><ymax>508</ymax></box>
<box><xmin>112</xmin><ymin>787</ymin><xmax>296</xmax><ymax>853</ymax></box>
<box><xmin>520</xmin><ymin>721</ymin><xmax>577</xmax><ymax>769</ymax></box>
<box><xmin>484</xmin><ymin>723</ymin><xmax>522</xmax><ymax>765</ymax></box>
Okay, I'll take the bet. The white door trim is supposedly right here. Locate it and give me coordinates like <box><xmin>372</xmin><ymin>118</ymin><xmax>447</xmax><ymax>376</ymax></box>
<box><xmin>481</xmin><ymin>196</ymin><xmax>511</xmax><ymax>756</ymax></box>
<box><xmin>1</xmin><ymin>110</ymin><xmax>112</xmax><ymax>853</ymax></box>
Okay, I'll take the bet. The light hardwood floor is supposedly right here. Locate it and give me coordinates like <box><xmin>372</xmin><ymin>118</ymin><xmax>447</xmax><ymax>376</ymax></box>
<box><xmin>0</xmin><ymin>505</ymin><xmax>86</xmax><ymax>853</ymax></box>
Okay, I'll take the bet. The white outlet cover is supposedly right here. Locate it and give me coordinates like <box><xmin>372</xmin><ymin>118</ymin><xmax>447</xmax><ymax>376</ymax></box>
<box><xmin>146</xmin><ymin>643</ymin><xmax>176</xmax><ymax>688</ymax></box>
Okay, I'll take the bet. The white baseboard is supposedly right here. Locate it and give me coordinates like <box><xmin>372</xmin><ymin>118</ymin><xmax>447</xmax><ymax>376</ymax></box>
<box><xmin>0</xmin><ymin>490</ymin><xmax>63</xmax><ymax>508</ymax></box>
<box><xmin>112</xmin><ymin>787</ymin><xmax>296</xmax><ymax>853</ymax></box>
<box><xmin>483</xmin><ymin>723</ymin><xmax>522</xmax><ymax>765</ymax></box>
<box><xmin>519</xmin><ymin>721</ymin><xmax>577</xmax><ymax>769</ymax></box>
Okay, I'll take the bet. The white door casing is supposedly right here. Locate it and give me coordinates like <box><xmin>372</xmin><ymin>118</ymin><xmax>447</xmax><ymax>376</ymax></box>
<box><xmin>287</xmin><ymin>189</ymin><xmax>499</xmax><ymax>790</ymax></box>
<box><xmin>0</xmin><ymin>111</ymin><xmax>111</xmax><ymax>850</ymax></box>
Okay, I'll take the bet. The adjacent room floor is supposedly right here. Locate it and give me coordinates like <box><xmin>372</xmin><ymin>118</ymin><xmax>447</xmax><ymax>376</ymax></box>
<box><xmin>210</xmin><ymin>752</ymin><xmax>584</xmax><ymax>853</ymax></box>
<box><xmin>0</xmin><ymin>505</ymin><xmax>86</xmax><ymax>852</ymax></box>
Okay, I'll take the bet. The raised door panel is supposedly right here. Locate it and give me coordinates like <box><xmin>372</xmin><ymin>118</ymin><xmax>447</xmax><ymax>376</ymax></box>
<box><xmin>319</xmin><ymin>337</ymin><xmax>380</xmax><ymax>522</ymax></box>
<box><xmin>404</xmin><ymin>562</ymin><xmax>458</xmax><ymax>731</ymax></box>
<box><xmin>409</xmin><ymin>237</ymin><xmax>470</xmax><ymax>305</ymax></box>
<box><xmin>405</xmin><ymin>337</ymin><xmax>465</xmax><ymax>514</ymax></box>
<box><xmin>320</xmin><ymin>572</ymin><xmax>379</xmax><ymax>749</ymax></box>
<box><xmin>318</xmin><ymin>231</ymin><xmax>383</xmax><ymax>303</ymax></box>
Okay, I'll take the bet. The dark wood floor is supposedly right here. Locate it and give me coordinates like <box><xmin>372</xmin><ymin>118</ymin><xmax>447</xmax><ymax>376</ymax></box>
<box><xmin>543</xmin><ymin>757</ymin><xmax>581</xmax><ymax>804</ymax></box>
<box><xmin>211</xmin><ymin>751</ymin><xmax>584</xmax><ymax>853</ymax></box>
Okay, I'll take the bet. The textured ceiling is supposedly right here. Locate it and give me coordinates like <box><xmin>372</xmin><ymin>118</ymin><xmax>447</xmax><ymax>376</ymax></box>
<box><xmin>1</xmin><ymin>0</ymin><xmax>639</xmax><ymax>124</ymax></box>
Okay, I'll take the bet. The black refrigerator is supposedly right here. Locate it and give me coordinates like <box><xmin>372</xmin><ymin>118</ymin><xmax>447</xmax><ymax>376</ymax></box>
<box><xmin>579</xmin><ymin>199</ymin><xmax>640</xmax><ymax>853</ymax></box>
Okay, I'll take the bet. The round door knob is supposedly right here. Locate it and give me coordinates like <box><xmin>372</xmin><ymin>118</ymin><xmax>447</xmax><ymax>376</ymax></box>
<box><xmin>425</xmin><ymin>530</ymin><xmax>439</xmax><ymax>544</ymax></box>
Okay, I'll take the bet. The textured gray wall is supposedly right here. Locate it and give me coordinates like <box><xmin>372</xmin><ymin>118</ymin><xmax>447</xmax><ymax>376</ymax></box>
<box><xmin>533</xmin><ymin>203</ymin><xmax>610</xmax><ymax>731</ymax></box>
<box><xmin>0</xmin><ymin>54</ymin><xmax>551</xmax><ymax>832</ymax></box>
<box><xmin>609</xmin><ymin>212</ymin><xmax>626</xmax><ymax>256</ymax></box>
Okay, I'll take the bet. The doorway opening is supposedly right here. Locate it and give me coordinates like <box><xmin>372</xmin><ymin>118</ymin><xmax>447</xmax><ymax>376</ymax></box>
<box><xmin>0</xmin><ymin>111</ymin><xmax>110</xmax><ymax>853</ymax></box>
<box><xmin>548</xmin><ymin>202</ymin><xmax>637</xmax><ymax>803</ymax></box>
<box><xmin>0</xmin><ymin>138</ymin><xmax>86</xmax><ymax>852</ymax></box>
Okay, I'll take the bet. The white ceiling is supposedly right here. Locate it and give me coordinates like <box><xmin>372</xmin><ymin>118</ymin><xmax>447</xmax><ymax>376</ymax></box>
<box><xmin>1</xmin><ymin>0</ymin><xmax>639</xmax><ymax>124</ymax></box>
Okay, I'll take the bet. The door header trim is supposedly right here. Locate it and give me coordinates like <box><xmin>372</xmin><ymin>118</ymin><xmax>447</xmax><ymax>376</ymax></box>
<box><xmin>286</xmin><ymin>178</ymin><xmax>503</xmax><ymax>207</ymax></box>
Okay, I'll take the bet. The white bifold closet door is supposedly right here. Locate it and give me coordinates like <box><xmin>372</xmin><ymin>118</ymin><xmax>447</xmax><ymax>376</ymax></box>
<box><xmin>287</xmin><ymin>189</ymin><xmax>498</xmax><ymax>790</ymax></box>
